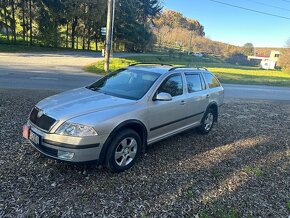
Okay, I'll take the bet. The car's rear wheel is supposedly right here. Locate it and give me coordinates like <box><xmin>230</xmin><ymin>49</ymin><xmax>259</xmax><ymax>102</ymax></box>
<box><xmin>105</xmin><ymin>129</ymin><xmax>141</xmax><ymax>173</ymax></box>
<box><xmin>198</xmin><ymin>109</ymin><xmax>215</xmax><ymax>134</ymax></box>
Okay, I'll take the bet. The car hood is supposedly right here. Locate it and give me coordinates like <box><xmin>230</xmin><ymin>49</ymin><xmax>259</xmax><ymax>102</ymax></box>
<box><xmin>36</xmin><ymin>87</ymin><xmax>136</xmax><ymax>121</ymax></box>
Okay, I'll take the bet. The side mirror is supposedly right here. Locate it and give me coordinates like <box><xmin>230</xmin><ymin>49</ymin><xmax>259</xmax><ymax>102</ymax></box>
<box><xmin>155</xmin><ymin>92</ymin><xmax>172</xmax><ymax>101</ymax></box>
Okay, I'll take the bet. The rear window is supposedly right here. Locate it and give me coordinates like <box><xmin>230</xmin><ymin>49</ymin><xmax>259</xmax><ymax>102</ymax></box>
<box><xmin>185</xmin><ymin>74</ymin><xmax>203</xmax><ymax>93</ymax></box>
<box><xmin>203</xmin><ymin>72</ymin><xmax>220</xmax><ymax>88</ymax></box>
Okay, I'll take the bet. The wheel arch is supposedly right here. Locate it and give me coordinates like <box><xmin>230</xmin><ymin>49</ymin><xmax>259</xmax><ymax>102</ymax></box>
<box><xmin>206</xmin><ymin>101</ymin><xmax>218</xmax><ymax>122</ymax></box>
<box><xmin>99</xmin><ymin>119</ymin><xmax>148</xmax><ymax>164</ymax></box>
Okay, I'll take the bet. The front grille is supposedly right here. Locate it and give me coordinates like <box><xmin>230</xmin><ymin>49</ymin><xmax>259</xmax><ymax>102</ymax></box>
<box><xmin>30</xmin><ymin>107</ymin><xmax>56</xmax><ymax>131</ymax></box>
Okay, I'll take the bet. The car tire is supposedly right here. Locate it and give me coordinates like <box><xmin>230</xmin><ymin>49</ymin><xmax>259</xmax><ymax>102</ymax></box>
<box><xmin>198</xmin><ymin>108</ymin><xmax>215</xmax><ymax>134</ymax></box>
<box><xmin>105</xmin><ymin>129</ymin><xmax>141</xmax><ymax>173</ymax></box>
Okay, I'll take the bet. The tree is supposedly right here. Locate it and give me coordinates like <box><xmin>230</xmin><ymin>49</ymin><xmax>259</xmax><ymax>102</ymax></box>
<box><xmin>152</xmin><ymin>9</ymin><xmax>205</xmax><ymax>52</ymax></box>
<box><xmin>11</xmin><ymin>0</ymin><xmax>16</xmax><ymax>43</ymax></box>
<box><xmin>0</xmin><ymin>0</ymin><xmax>11</xmax><ymax>42</ymax></box>
<box><xmin>243</xmin><ymin>43</ymin><xmax>254</xmax><ymax>56</ymax></box>
<box><xmin>114</xmin><ymin>0</ymin><xmax>162</xmax><ymax>52</ymax></box>
<box><xmin>285</xmin><ymin>37</ymin><xmax>290</xmax><ymax>48</ymax></box>
<box><xmin>35</xmin><ymin>0</ymin><xmax>65</xmax><ymax>47</ymax></box>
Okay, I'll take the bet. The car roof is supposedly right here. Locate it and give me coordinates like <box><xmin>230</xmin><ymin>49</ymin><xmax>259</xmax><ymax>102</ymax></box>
<box><xmin>127</xmin><ymin>65</ymin><xmax>208</xmax><ymax>75</ymax></box>
<box><xmin>127</xmin><ymin>66</ymin><xmax>172</xmax><ymax>74</ymax></box>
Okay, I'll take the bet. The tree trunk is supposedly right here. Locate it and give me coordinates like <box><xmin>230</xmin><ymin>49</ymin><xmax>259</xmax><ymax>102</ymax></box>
<box><xmin>65</xmin><ymin>22</ymin><xmax>69</xmax><ymax>48</ymax></box>
<box><xmin>22</xmin><ymin>0</ymin><xmax>26</xmax><ymax>44</ymax></box>
<box><xmin>82</xmin><ymin>36</ymin><xmax>86</xmax><ymax>50</ymax></box>
<box><xmin>54</xmin><ymin>20</ymin><xmax>58</xmax><ymax>47</ymax></box>
<box><xmin>71</xmin><ymin>17</ymin><xmax>78</xmax><ymax>49</ymax></box>
<box><xmin>26</xmin><ymin>16</ymin><xmax>29</xmax><ymax>44</ymax></box>
<box><xmin>87</xmin><ymin>28</ymin><xmax>91</xmax><ymax>50</ymax></box>
<box><xmin>29</xmin><ymin>0</ymin><xmax>32</xmax><ymax>46</ymax></box>
<box><xmin>95</xmin><ymin>35</ymin><xmax>98</xmax><ymax>51</ymax></box>
<box><xmin>76</xmin><ymin>34</ymin><xmax>79</xmax><ymax>49</ymax></box>
<box><xmin>82</xmin><ymin>27</ymin><xmax>86</xmax><ymax>50</ymax></box>
<box><xmin>11</xmin><ymin>0</ymin><xmax>16</xmax><ymax>43</ymax></box>
<box><xmin>3</xmin><ymin>1</ymin><xmax>10</xmax><ymax>42</ymax></box>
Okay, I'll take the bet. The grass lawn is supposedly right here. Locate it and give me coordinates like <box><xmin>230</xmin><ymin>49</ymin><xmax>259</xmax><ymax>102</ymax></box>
<box><xmin>0</xmin><ymin>43</ymin><xmax>64</xmax><ymax>52</ymax></box>
<box><xmin>85</xmin><ymin>55</ymin><xmax>290</xmax><ymax>87</ymax></box>
<box><xmin>0</xmin><ymin>43</ymin><xmax>96</xmax><ymax>53</ymax></box>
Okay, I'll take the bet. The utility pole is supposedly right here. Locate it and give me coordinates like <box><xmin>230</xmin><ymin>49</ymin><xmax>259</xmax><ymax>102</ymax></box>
<box><xmin>104</xmin><ymin>0</ymin><xmax>115</xmax><ymax>73</ymax></box>
<box><xmin>110</xmin><ymin>0</ymin><xmax>116</xmax><ymax>54</ymax></box>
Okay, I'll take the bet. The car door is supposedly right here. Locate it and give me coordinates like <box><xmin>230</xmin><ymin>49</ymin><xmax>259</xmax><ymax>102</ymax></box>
<box><xmin>203</xmin><ymin>72</ymin><xmax>224</xmax><ymax>106</ymax></box>
<box><xmin>184</xmin><ymin>72</ymin><xmax>209</xmax><ymax>125</ymax></box>
<box><xmin>148</xmin><ymin>73</ymin><xmax>188</xmax><ymax>142</ymax></box>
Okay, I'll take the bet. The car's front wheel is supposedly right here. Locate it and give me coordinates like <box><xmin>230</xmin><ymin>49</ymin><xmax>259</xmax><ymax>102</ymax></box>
<box><xmin>105</xmin><ymin>129</ymin><xmax>141</xmax><ymax>173</ymax></box>
<box><xmin>198</xmin><ymin>109</ymin><xmax>215</xmax><ymax>134</ymax></box>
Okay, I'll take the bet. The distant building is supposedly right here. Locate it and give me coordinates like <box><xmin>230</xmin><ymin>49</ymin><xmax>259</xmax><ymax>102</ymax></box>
<box><xmin>248</xmin><ymin>50</ymin><xmax>280</xmax><ymax>70</ymax></box>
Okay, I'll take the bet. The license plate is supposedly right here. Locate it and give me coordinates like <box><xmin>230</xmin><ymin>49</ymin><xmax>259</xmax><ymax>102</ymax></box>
<box><xmin>29</xmin><ymin>130</ymin><xmax>40</xmax><ymax>145</ymax></box>
<box><xmin>22</xmin><ymin>124</ymin><xmax>30</xmax><ymax>139</ymax></box>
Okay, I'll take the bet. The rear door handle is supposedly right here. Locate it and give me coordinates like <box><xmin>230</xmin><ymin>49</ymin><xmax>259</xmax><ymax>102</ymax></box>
<box><xmin>180</xmin><ymin>100</ymin><xmax>186</xmax><ymax>105</ymax></box>
<box><xmin>206</xmin><ymin>94</ymin><xmax>210</xmax><ymax>98</ymax></box>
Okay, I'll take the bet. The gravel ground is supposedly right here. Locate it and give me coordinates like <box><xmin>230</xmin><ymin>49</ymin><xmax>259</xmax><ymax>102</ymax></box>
<box><xmin>0</xmin><ymin>89</ymin><xmax>289</xmax><ymax>217</ymax></box>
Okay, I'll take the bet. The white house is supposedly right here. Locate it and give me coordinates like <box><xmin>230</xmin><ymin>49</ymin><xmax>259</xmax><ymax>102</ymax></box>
<box><xmin>248</xmin><ymin>50</ymin><xmax>280</xmax><ymax>70</ymax></box>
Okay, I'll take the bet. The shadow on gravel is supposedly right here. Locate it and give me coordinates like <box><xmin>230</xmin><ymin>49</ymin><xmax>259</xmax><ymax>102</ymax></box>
<box><xmin>0</xmin><ymin>89</ymin><xmax>289</xmax><ymax>217</ymax></box>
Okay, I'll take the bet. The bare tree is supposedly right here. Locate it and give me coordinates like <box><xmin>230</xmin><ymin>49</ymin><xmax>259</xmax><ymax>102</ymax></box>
<box><xmin>285</xmin><ymin>37</ymin><xmax>290</xmax><ymax>48</ymax></box>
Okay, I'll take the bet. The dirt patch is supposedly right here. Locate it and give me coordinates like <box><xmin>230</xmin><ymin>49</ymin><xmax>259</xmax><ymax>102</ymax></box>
<box><xmin>0</xmin><ymin>89</ymin><xmax>289</xmax><ymax>217</ymax></box>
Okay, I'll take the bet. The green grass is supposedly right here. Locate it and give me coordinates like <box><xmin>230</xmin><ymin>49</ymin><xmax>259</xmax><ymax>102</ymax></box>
<box><xmin>85</xmin><ymin>55</ymin><xmax>290</xmax><ymax>87</ymax></box>
<box><xmin>200</xmin><ymin>208</ymin><xmax>238</xmax><ymax>218</ymax></box>
<box><xmin>210</xmin><ymin>67</ymin><xmax>290</xmax><ymax>87</ymax></box>
<box><xmin>0</xmin><ymin>43</ymin><xmax>70</xmax><ymax>52</ymax></box>
<box><xmin>243</xmin><ymin>166</ymin><xmax>264</xmax><ymax>177</ymax></box>
<box><xmin>0</xmin><ymin>40</ymin><xmax>101</xmax><ymax>53</ymax></box>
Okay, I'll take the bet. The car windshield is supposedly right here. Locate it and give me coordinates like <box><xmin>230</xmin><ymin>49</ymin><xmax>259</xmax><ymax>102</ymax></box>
<box><xmin>87</xmin><ymin>69</ymin><xmax>161</xmax><ymax>100</ymax></box>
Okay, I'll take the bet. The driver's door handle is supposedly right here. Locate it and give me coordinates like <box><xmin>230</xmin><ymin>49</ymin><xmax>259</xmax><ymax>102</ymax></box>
<box><xmin>180</xmin><ymin>100</ymin><xmax>186</xmax><ymax>105</ymax></box>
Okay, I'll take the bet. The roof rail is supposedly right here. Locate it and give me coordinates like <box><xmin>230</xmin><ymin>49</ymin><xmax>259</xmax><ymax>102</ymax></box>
<box><xmin>168</xmin><ymin>66</ymin><xmax>208</xmax><ymax>71</ymax></box>
<box><xmin>129</xmin><ymin>62</ymin><xmax>173</xmax><ymax>67</ymax></box>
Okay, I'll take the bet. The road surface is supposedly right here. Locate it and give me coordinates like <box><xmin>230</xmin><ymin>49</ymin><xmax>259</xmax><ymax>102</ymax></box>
<box><xmin>1</xmin><ymin>52</ymin><xmax>290</xmax><ymax>101</ymax></box>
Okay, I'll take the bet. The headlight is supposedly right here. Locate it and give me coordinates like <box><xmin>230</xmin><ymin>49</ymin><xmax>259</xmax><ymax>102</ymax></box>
<box><xmin>55</xmin><ymin>122</ymin><xmax>98</xmax><ymax>137</ymax></box>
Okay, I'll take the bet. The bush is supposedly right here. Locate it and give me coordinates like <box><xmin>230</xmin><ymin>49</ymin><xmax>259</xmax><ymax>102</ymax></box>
<box><xmin>277</xmin><ymin>49</ymin><xmax>290</xmax><ymax>72</ymax></box>
<box><xmin>226</xmin><ymin>53</ymin><xmax>257</xmax><ymax>66</ymax></box>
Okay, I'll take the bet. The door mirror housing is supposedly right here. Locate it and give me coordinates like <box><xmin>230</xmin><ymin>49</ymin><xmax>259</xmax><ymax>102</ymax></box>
<box><xmin>155</xmin><ymin>92</ymin><xmax>172</xmax><ymax>101</ymax></box>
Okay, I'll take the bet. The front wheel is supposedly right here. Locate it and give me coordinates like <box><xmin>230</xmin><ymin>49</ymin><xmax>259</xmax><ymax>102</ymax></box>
<box><xmin>105</xmin><ymin>129</ymin><xmax>141</xmax><ymax>173</ymax></box>
<box><xmin>198</xmin><ymin>109</ymin><xmax>215</xmax><ymax>134</ymax></box>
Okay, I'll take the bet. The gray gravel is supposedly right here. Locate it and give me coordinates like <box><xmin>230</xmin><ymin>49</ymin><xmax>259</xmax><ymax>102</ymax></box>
<box><xmin>0</xmin><ymin>89</ymin><xmax>289</xmax><ymax>217</ymax></box>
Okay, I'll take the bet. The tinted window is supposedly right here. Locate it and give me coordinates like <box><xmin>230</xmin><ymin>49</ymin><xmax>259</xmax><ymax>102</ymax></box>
<box><xmin>88</xmin><ymin>69</ymin><xmax>160</xmax><ymax>100</ymax></box>
<box><xmin>185</xmin><ymin>74</ymin><xmax>203</xmax><ymax>93</ymax></box>
<box><xmin>204</xmin><ymin>73</ymin><xmax>220</xmax><ymax>88</ymax></box>
<box><xmin>158</xmin><ymin>74</ymin><xmax>183</xmax><ymax>97</ymax></box>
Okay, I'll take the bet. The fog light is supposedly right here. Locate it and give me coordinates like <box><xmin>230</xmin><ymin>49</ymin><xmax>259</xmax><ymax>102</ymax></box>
<box><xmin>58</xmin><ymin>150</ymin><xmax>74</xmax><ymax>160</ymax></box>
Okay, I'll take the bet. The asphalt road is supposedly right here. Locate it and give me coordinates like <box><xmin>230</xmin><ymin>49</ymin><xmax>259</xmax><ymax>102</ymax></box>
<box><xmin>1</xmin><ymin>52</ymin><xmax>290</xmax><ymax>101</ymax></box>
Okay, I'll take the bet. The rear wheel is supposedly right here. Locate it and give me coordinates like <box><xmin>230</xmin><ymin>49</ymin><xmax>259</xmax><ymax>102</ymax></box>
<box><xmin>198</xmin><ymin>109</ymin><xmax>215</xmax><ymax>134</ymax></box>
<box><xmin>105</xmin><ymin>129</ymin><xmax>141</xmax><ymax>173</ymax></box>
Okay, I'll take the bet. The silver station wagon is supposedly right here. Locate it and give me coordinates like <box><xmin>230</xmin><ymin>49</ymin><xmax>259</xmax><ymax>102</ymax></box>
<box><xmin>23</xmin><ymin>64</ymin><xmax>224</xmax><ymax>172</ymax></box>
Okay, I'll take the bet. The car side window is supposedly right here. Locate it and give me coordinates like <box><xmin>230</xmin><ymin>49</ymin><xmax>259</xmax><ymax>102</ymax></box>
<box><xmin>185</xmin><ymin>74</ymin><xmax>203</xmax><ymax>93</ymax></box>
<box><xmin>203</xmin><ymin>72</ymin><xmax>220</xmax><ymax>88</ymax></box>
<box><xmin>158</xmin><ymin>74</ymin><xmax>183</xmax><ymax>97</ymax></box>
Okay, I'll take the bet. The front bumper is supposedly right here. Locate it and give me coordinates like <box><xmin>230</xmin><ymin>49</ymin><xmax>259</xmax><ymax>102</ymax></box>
<box><xmin>26</xmin><ymin>122</ymin><xmax>108</xmax><ymax>162</ymax></box>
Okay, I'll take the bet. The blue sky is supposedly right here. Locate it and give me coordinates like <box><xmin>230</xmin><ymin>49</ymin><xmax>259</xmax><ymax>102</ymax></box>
<box><xmin>164</xmin><ymin>0</ymin><xmax>290</xmax><ymax>47</ymax></box>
